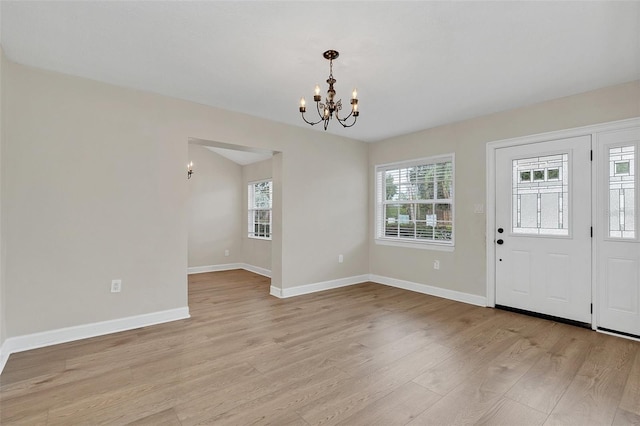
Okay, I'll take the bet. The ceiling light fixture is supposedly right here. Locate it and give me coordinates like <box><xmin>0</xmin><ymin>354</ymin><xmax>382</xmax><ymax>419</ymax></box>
<box><xmin>299</xmin><ymin>50</ymin><xmax>359</xmax><ymax>130</ymax></box>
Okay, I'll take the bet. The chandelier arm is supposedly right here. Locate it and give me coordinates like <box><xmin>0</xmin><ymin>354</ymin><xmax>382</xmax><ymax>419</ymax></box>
<box><xmin>337</xmin><ymin>114</ymin><xmax>357</xmax><ymax>128</ymax></box>
<box><xmin>336</xmin><ymin>108</ymin><xmax>354</xmax><ymax>122</ymax></box>
<box><xmin>300</xmin><ymin>111</ymin><xmax>323</xmax><ymax>126</ymax></box>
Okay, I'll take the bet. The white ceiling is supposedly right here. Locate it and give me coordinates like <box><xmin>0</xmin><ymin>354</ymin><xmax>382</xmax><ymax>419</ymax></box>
<box><xmin>1</xmin><ymin>1</ymin><xmax>639</xmax><ymax>143</ymax></box>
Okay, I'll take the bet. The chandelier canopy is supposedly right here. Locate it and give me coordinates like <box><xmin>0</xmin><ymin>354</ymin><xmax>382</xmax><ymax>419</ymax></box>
<box><xmin>299</xmin><ymin>50</ymin><xmax>359</xmax><ymax>130</ymax></box>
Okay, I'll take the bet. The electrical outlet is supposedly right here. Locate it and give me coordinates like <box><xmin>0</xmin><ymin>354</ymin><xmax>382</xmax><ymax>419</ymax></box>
<box><xmin>338</xmin><ymin>254</ymin><xmax>344</xmax><ymax>263</ymax></box>
<box><xmin>433</xmin><ymin>260</ymin><xmax>440</xmax><ymax>270</ymax></box>
<box><xmin>111</xmin><ymin>279</ymin><xmax>122</xmax><ymax>293</ymax></box>
<box><xmin>224</xmin><ymin>249</ymin><xmax>230</xmax><ymax>257</ymax></box>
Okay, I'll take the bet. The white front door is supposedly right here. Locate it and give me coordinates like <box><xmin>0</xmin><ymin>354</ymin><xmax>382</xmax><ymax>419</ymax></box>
<box><xmin>495</xmin><ymin>136</ymin><xmax>592</xmax><ymax>323</ymax></box>
<box><xmin>597</xmin><ymin>127</ymin><xmax>640</xmax><ymax>336</ymax></box>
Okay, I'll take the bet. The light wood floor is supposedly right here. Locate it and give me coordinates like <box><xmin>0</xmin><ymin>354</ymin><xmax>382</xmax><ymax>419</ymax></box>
<box><xmin>1</xmin><ymin>270</ymin><xmax>639</xmax><ymax>425</ymax></box>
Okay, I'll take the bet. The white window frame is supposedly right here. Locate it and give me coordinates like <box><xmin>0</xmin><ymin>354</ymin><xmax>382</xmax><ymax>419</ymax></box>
<box><xmin>375</xmin><ymin>154</ymin><xmax>455</xmax><ymax>251</ymax></box>
<box><xmin>248</xmin><ymin>179</ymin><xmax>272</xmax><ymax>240</ymax></box>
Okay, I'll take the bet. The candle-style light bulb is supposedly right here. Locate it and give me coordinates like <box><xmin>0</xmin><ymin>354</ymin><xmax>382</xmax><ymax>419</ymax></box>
<box><xmin>300</xmin><ymin>97</ymin><xmax>306</xmax><ymax>107</ymax></box>
<box><xmin>187</xmin><ymin>161</ymin><xmax>194</xmax><ymax>179</ymax></box>
<box><xmin>315</xmin><ymin>85</ymin><xmax>320</xmax><ymax>96</ymax></box>
<box><xmin>352</xmin><ymin>88</ymin><xmax>358</xmax><ymax>99</ymax></box>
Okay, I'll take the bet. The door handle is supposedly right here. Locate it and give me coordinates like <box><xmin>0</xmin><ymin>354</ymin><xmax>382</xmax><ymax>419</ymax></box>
<box><xmin>497</xmin><ymin>228</ymin><xmax>504</xmax><ymax>233</ymax></box>
<box><xmin>496</xmin><ymin>239</ymin><xmax>504</xmax><ymax>245</ymax></box>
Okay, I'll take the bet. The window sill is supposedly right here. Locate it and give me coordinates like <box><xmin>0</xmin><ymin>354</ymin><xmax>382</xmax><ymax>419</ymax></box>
<box><xmin>248</xmin><ymin>236</ymin><xmax>272</xmax><ymax>241</ymax></box>
<box><xmin>375</xmin><ymin>238</ymin><xmax>454</xmax><ymax>252</ymax></box>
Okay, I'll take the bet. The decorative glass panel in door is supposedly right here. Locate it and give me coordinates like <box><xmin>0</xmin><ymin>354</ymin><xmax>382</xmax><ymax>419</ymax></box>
<box><xmin>608</xmin><ymin>145</ymin><xmax>635</xmax><ymax>239</ymax></box>
<box><xmin>512</xmin><ymin>154</ymin><xmax>569</xmax><ymax>236</ymax></box>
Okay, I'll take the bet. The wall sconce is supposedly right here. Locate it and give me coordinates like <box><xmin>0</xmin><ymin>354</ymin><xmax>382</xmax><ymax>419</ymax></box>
<box><xmin>187</xmin><ymin>161</ymin><xmax>194</xmax><ymax>179</ymax></box>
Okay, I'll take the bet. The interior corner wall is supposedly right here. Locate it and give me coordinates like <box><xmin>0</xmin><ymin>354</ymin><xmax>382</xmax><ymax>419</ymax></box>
<box><xmin>242</xmin><ymin>158</ymin><xmax>273</xmax><ymax>272</ymax></box>
<box><xmin>369</xmin><ymin>80</ymin><xmax>640</xmax><ymax>300</ymax></box>
<box><xmin>270</xmin><ymin>153</ymin><xmax>283</xmax><ymax>287</ymax></box>
<box><xmin>0</xmin><ymin>46</ymin><xmax>6</xmax><ymax>353</ymax></box>
<box><xmin>187</xmin><ymin>145</ymin><xmax>242</xmax><ymax>268</ymax></box>
<box><xmin>3</xmin><ymin>59</ymin><xmax>369</xmax><ymax>338</ymax></box>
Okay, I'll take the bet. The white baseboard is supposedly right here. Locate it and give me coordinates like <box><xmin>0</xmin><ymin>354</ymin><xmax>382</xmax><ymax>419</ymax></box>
<box><xmin>270</xmin><ymin>285</ymin><xmax>283</xmax><ymax>298</ymax></box>
<box><xmin>0</xmin><ymin>307</ymin><xmax>190</xmax><ymax>375</ymax></box>
<box><xmin>369</xmin><ymin>274</ymin><xmax>487</xmax><ymax>307</ymax></box>
<box><xmin>270</xmin><ymin>274</ymin><xmax>370</xmax><ymax>299</ymax></box>
<box><xmin>242</xmin><ymin>264</ymin><xmax>271</xmax><ymax>278</ymax></box>
<box><xmin>0</xmin><ymin>343</ymin><xmax>7</xmax><ymax>376</ymax></box>
<box><xmin>187</xmin><ymin>263</ymin><xmax>244</xmax><ymax>274</ymax></box>
<box><xmin>269</xmin><ymin>274</ymin><xmax>486</xmax><ymax>307</ymax></box>
<box><xmin>188</xmin><ymin>263</ymin><xmax>271</xmax><ymax>278</ymax></box>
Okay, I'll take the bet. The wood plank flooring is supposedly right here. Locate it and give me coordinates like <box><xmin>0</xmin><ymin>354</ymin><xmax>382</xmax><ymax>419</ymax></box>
<box><xmin>1</xmin><ymin>270</ymin><xmax>639</xmax><ymax>425</ymax></box>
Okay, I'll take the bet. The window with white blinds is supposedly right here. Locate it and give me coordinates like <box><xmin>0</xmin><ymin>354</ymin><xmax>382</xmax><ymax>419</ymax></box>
<box><xmin>248</xmin><ymin>180</ymin><xmax>272</xmax><ymax>240</ymax></box>
<box><xmin>375</xmin><ymin>155</ymin><xmax>454</xmax><ymax>249</ymax></box>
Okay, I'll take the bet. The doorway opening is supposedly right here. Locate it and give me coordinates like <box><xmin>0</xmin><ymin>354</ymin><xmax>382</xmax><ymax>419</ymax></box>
<box><xmin>186</xmin><ymin>137</ymin><xmax>281</xmax><ymax>293</ymax></box>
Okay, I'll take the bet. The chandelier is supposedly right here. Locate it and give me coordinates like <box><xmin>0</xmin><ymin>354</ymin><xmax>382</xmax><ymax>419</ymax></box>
<box><xmin>299</xmin><ymin>50</ymin><xmax>359</xmax><ymax>130</ymax></box>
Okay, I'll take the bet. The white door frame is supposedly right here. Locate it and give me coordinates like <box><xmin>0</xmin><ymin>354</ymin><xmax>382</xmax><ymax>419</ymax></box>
<box><xmin>486</xmin><ymin>117</ymin><xmax>640</xmax><ymax>331</ymax></box>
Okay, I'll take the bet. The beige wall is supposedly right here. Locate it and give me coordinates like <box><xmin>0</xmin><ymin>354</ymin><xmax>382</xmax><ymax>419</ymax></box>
<box><xmin>369</xmin><ymin>80</ymin><xmax>640</xmax><ymax>298</ymax></box>
<box><xmin>0</xmin><ymin>47</ymin><xmax>5</xmax><ymax>349</ymax></box>
<box><xmin>283</xmin><ymin>142</ymin><xmax>369</xmax><ymax>286</ymax></box>
<box><xmin>187</xmin><ymin>145</ymin><xmax>242</xmax><ymax>268</ymax></box>
<box><xmin>242</xmin><ymin>158</ymin><xmax>273</xmax><ymax>271</ymax></box>
<box><xmin>271</xmin><ymin>153</ymin><xmax>283</xmax><ymax>288</ymax></box>
<box><xmin>3</xmin><ymin>59</ymin><xmax>369</xmax><ymax>337</ymax></box>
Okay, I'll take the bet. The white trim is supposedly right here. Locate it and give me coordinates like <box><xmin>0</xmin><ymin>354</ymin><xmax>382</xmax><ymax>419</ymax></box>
<box><xmin>187</xmin><ymin>263</ymin><xmax>244</xmax><ymax>274</ymax></box>
<box><xmin>272</xmin><ymin>275</ymin><xmax>370</xmax><ymax>299</ymax></box>
<box><xmin>247</xmin><ymin>236</ymin><xmax>272</xmax><ymax>241</ymax></box>
<box><xmin>486</xmin><ymin>140</ymin><xmax>497</xmax><ymax>307</ymax></box>
<box><xmin>370</xmin><ymin>274</ymin><xmax>487</xmax><ymax>307</ymax></box>
<box><xmin>597</xmin><ymin>329</ymin><xmax>640</xmax><ymax>343</ymax></box>
<box><xmin>0</xmin><ymin>307</ymin><xmax>190</xmax><ymax>375</ymax></box>
<box><xmin>591</xmin><ymin>133</ymin><xmax>600</xmax><ymax>331</ymax></box>
<box><xmin>486</xmin><ymin>117</ymin><xmax>640</xmax><ymax>309</ymax></box>
<box><xmin>486</xmin><ymin>118</ymin><xmax>640</xmax><ymax>151</ymax></box>
<box><xmin>242</xmin><ymin>264</ymin><xmax>272</xmax><ymax>278</ymax></box>
<box><xmin>270</xmin><ymin>273</ymin><xmax>487</xmax><ymax>306</ymax></box>
<box><xmin>187</xmin><ymin>263</ymin><xmax>272</xmax><ymax>278</ymax></box>
<box><xmin>0</xmin><ymin>342</ymin><xmax>8</xmax><ymax>375</ymax></box>
<box><xmin>375</xmin><ymin>153</ymin><xmax>455</xmax><ymax>170</ymax></box>
<box><xmin>375</xmin><ymin>238</ymin><xmax>454</xmax><ymax>252</ymax></box>
<box><xmin>269</xmin><ymin>285</ymin><xmax>283</xmax><ymax>298</ymax></box>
